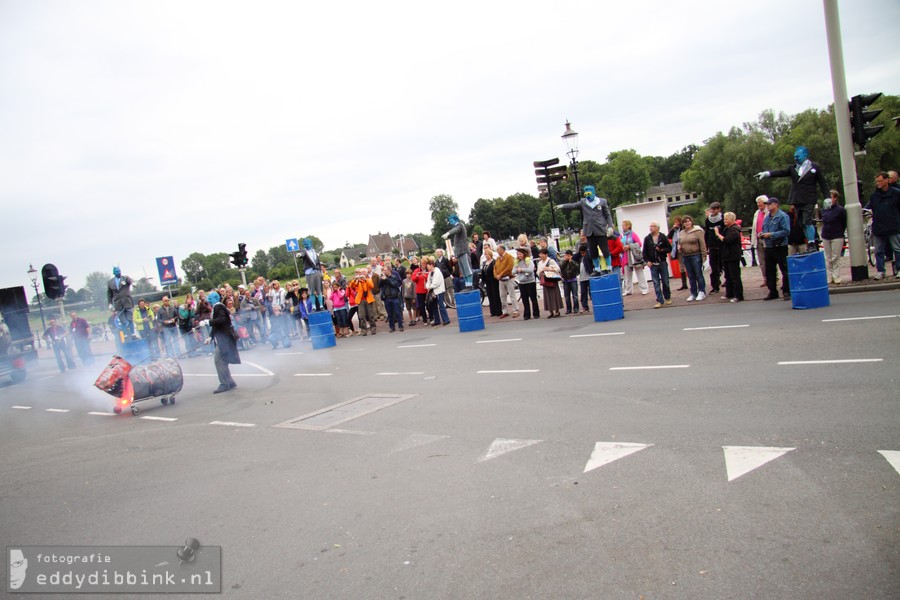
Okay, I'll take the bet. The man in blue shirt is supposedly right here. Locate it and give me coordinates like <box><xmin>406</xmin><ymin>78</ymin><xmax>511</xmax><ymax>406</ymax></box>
<box><xmin>760</xmin><ymin>197</ymin><xmax>791</xmax><ymax>301</ymax></box>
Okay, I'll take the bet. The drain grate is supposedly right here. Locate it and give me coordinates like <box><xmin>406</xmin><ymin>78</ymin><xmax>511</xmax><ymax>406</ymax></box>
<box><xmin>273</xmin><ymin>393</ymin><xmax>417</xmax><ymax>431</ymax></box>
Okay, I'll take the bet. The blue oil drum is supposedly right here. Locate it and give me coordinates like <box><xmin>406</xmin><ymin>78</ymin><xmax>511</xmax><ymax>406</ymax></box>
<box><xmin>456</xmin><ymin>289</ymin><xmax>485</xmax><ymax>332</ymax></box>
<box><xmin>788</xmin><ymin>251</ymin><xmax>830</xmax><ymax>310</ymax></box>
<box><xmin>590</xmin><ymin>274</ymin><xmax>625</xmax><ymax>322</ymax></box>
<box><xmin>308</xmin><ymin>310</ymin><xmax>337</xmax><ymax>349</ymax></box>
<box><xmin>117</xmin><ymin>338</ymin><xmax>150</xmax><ymax>363</ymax></box>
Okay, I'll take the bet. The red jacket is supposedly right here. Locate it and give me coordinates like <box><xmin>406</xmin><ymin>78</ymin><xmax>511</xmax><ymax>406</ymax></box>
<box><xmin>608</xmin><ymin>235</ymin><xmax>625</xmax><ymax>268</ymax></box>
<box><xmin>411</xmin><ymin>268</ymin><xmax>428</xmax><ymax>294</ymax></box>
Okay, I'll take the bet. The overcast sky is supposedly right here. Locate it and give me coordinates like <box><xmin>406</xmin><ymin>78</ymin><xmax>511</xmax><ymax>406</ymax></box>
<box><xmin>2</xmin><ymin>0</ymin><xmax>898</xmax><ymax>293</ymax></box>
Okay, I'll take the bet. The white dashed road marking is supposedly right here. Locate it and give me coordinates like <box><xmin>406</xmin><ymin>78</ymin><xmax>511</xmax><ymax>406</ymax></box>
<box><xmin>377</xmin><ymin>372</ymin><xmax>425</xmax><ymax>376</ymax></box>
<box><xmin>210</xmin><ymin>421</ymin><xmax>256</xmax><ymax>428</ymax></box>
<box><xmin>570</xmin><ymin>332</ymin><xmax>625</xmax><ymax>338</ymax></box>
<box><xmin>609</xmin><ymin>365</ymin><xmax>690</xmax><ymax>371</ymax></box>
<box><xmin>683</xmin><ymin>324</ymin><xmax>749</xmax><ymax>331</ymax></box>
<box><xmin>476</xmin><ymin>338</ymin><xmax>522</xmax><ymax>344</ymax></box>
<box><xmin>476</xmin><ymin>369</ymin><xmax>539</xmax><ymax>374</ymax></box>
<box><xmin>88</xmin><ymin>412</ymin><xmax>116</xmax><ymax>416</ymax></box>
<box><xmin>822</xmin><ymin>315</ymin><xmax>899</xmax><ymax>322</ymax></box>
<box><xmin>398</xmin><ymin>344</ymin><xmax>436</xmax><ymax>348</ymax></box>
<box><xmin>45</xmin><ymin>408</ymin><xmax>69</xmax><ymax>413</ymax></box>
<box><xmin>140</xmin><ymin>416</ymin><xmax>177</xmax><ymax>422</ymax></box>
<box><xmin>11</xmin><ymin>406</ymin><xmax>31</xmax><ymax>410</ymax></box>
<box><xmin>293</xmin><ymin>373</ymin><xmax>333</xmax><ymax>377</ymax></box>
<box><xmin>777</xmin><ymin>359</ymin><xmax>883</xmax><ymax>365</ymax></box>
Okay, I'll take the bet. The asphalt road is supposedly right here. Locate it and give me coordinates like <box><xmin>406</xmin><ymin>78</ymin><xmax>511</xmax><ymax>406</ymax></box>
<box><xmin>1</xmin><ymin>290</ymin><xmax>898</xmax><ymax>599</ymax></box>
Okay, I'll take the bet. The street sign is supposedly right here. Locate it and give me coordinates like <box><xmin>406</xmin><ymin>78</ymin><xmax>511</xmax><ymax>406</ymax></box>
<box><xmin>286</xmin><ymin>238</ymin><xmax>300</xmax><ymax>252</ymax></box>
<box><xmin>155</xmin><ymin>256</ymin><xmax>179</xmax><ymax>286</ymax></box>
<box><xmin>551</xmin><ymin>228</ymin><xmax>560</xmax><ymax>239</ymax></box>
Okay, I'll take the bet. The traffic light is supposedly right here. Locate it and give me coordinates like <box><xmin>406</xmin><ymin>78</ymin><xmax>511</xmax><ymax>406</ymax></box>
<box><xmin>41</xmin><ymin>263</ymin><xmax>67</xmax><ymax>300</ymax></box>
<box><xmin>849</xmin><ymin>93</ymin><xmax>884</xmax><ymax>151</ymax></box>
<box><xmin>229</xmin><ymin>243</ymin><xmax>249</xmax><ymax>268</ymax></box>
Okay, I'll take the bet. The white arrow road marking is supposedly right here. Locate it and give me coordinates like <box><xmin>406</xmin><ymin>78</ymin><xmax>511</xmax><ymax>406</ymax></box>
<box><xmin>723</xmin><ymin>446</ymin><xmax>795</xmax><ymax>482</ymax></box>
<box><xmin>878</xmin><ymin>451</ymin><xmax>900</xmax><ymax>476</ymax></box>
<box><xmin>583</xmin><ymin>442</ymin><xmax>653</xmax><ymax>473</ymax></box>
<box><xmin>478</xmin><ymin>438</ymin><xmax>543</xmax><ymax>462</ymax></box>
<box><xmin>392</xmin><ymin>434</ymin><xmax>450</xmax><ymax>453</ymax></box>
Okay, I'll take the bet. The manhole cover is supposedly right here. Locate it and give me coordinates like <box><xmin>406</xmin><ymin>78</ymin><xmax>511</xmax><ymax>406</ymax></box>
<box><xmin>274</xmin><ymin>393</ymin><xmax>417</xmax><ymax>431</ymax></box>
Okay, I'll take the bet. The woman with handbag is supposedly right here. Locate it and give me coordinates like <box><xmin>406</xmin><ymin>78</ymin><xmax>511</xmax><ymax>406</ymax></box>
<box><xmin>668</xmin><ymin>216</ymin><xmax>688</xmax><ymax>290</ymax></box>
<box><xmin>620</xmin><ymin>220</ymin><xmax>649</xmax><ymax>296</ymax></box>
<box><xmin>514</xmin><ymin>248</ymin><xmax>540</xmax><ymax>320</ymax></box>
<box><xmin>481</xmin><ymin>247</ymin><xmax>503</xmax><ymax>317</ymax></box>
<box><xmin>537</xmin><ymin>248</ymin><xmax>563</xmax><ymax>318</ymax></box>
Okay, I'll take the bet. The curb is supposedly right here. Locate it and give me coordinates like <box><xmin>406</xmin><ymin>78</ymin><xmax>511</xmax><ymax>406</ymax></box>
<box><xmin>829</xmin><ymin>281</ymin><xmax>900</xmax><ymax>295</ymax></box>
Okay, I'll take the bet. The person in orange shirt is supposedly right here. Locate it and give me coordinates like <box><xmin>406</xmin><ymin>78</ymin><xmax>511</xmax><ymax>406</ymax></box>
<box><xmin>354</xmin><ymin>268</ymin><xmax>377</xmax><ymax>336</ymax></box>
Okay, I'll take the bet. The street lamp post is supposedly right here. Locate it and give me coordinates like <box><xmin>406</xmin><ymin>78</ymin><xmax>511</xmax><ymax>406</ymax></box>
<box><xmin>26</xmin><ymin>264</ymin><xmax>46</xmax><ymax>346</ymax></box>
<box><xmin>562</xmin><ymin>120</ymin><xmax>581</xmax><ymax>198</ymax></box>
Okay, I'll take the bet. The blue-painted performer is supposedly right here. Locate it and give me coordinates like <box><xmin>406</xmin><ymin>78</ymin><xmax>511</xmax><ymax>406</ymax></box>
<box><xmin>107</xmin><ymin>266</ymin><xmax>135</xmax><ymax>338</ymax></box>
<box><xmin>756</xmin><ymin>146</ymin><xmax>829</xmax><ymax>253</ymax></box>
<box><xmin>441</xmin><ymin>214</ymin><xmax>474</xmax><ymax>290</ymax></box>
<box><xmin>298</xmin><ymin>238</ymin><xmax>325</xmax><ymax>310</ymax></box>
<box><xmin>557</xmin><ymin>186</ymin><xmax>614</xmax><ymax>276</ymax></box>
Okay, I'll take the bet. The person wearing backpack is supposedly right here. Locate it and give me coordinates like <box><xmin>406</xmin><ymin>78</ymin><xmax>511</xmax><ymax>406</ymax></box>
<box><xmin>620</xmin><ymin>220</ymin><xmax>649</xmax><ymax>296</ymax></box>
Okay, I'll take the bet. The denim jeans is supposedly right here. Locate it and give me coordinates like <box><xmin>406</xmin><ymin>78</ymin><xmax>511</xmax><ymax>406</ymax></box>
<box><xmin>563</xmin><ymin>280</ymin><xmax>578</xmax><ymax>312</ymax></box>
<box><xmin>429</xmin><ymin>292</ymin><xmax>451</xmax><ymax>324</ymax></box>
<box><xmin>873</xmin><ymin>233</ymin><xmax>900</xmax><ymax>274</ymax></box>
<box><xmin>682</xmin><ymin>254</ymin><xmax>706</xmax><ymax>296</ymax></box>
<box><xmin>649</xmin><ymin>263</ymin><xmax>670</xmax><ymax>303</ymax></box>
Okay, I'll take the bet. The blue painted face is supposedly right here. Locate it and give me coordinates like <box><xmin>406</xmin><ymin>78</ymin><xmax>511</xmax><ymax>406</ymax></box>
<box><xmin>794</xmin><ymin>146</ymin><xmax>809</xmax><ymax>165</ymax></box>
<box><xmin>303</xmin><ymin>238</ymin><xmax>312</xmax><ymax>250</ymax></box>
<box><xmin>583</xmin><ymin>186</ymin><xmax>596</xmax><ymax>200</ymax></box>
<box><xmin>448</xmin><ymin>214</ymin><xmax>459</xmax><ymax>226</ymax></box>
<box><xmin>112</xmin><ymin>267</ymin><xmax>121</xmax><ymax>277</ymax></box>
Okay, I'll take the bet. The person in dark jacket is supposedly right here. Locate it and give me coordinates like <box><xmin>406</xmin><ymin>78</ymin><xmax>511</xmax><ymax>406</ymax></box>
<box><xmin>559</xmin><ymin>250</ymin><xmax>580</xmax><ymax>314</ymax></box>
<box><xmin>820</xmin><ymin>190</ymin><xmax>847</xmax><ymax>283</ymax></box>
<box><xmin>756</xmin><ymin>145</ymin><xmax>830</xmax><ymax>253</ymax></box>
<box><xmin>643</xmin><ymin>222</ymin><xmax>673</xmax><ymax>308</ymax></box>
<box><xmin>787</xmin><ymin>205</ymin><xmax>808</xmax><ymax>255</ymax></box>
<box><xmin>558</xmin><ymin>185</ymin><xmax>615</xmax><ymax>276</ymax></box>
<box><xmin>380</xmin><ymin>264</ymin><xmax>404</xmax><ymax>332</ymax></box>
<box><xmin>715</xmin><ymin>212</ymin><xmax>744</xmax><ymax>302</ymax></box>
<box><xmin>867</xmin><ymin>172</ymin><xmax>900</xmax><ymax>279</ymax></box>
<box><xmin>704</xmin><ymin>202</ymin><xmax>725</xmax><ymax>293</ymax></box>
<box><xmin>208</xmin><ymin>302</ymin><xmax>240</xmax><ymax>394</ymax></box>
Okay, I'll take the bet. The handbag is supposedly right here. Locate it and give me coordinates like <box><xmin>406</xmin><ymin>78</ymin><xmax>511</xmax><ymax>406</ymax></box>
<box><xmin>425</xmin><ymin>290</ymin><xmax>435</xmax><ymax>304</ymax></box>
<box><xmin>629</xmin><ymin>243</ymin><xmax>645</xmax><ymax>266</ymax></box>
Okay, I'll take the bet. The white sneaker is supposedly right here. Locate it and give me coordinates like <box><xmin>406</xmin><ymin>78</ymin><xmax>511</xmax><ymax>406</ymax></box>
<box><xmin>686</xmin><ymin>295</ymin><xmax>696</xmax><ymax>302</ymax></box>
<box><xmin>641</xmin><ymin>290</ymin><xmax>648</xmax><ymax>295</ymax></box>
<box><xmin>696</xmin><ymin>291</ymin><xmax>707</xmax><ymax>301</ymax></box>
<box><xmin>874</xmin><ymin>272</ymin><xmax>884</xmax><ymax>280</ymax></box>
<box><xmin>833</xmin><ymin>277</ymin><xmax>842</xmax><ymax>284</ymax></box>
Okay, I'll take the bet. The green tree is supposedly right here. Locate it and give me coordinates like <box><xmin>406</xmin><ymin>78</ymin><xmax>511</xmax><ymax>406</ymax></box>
<box><xmin>180</xmin><ymin>253</ymin><xmax>207</xmax><ymax>283</ymax></box>
<box><xmin>599</xmin><ymin>149</ymin><xmax>652</xmax><ymax>208</ymax></box>
<box><xmin>429</xmin><ymin>194</ymin><xmax>459</xmax><ymax>243</ymax></box>
<box><xmin>84</xmin><ymin>271</ymin><xmax>111</xmax><ymax>307</ymax></box>
<box><xmin>251</xmin><ymin>249</ymin><xmax>270</xmax><ymax>274</ymax></box>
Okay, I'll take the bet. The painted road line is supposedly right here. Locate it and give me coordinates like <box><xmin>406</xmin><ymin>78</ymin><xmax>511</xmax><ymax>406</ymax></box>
<box><xmin>210</xmin><ymin>421</ymin><xmax>257</xmax><ymax>428</ymax></box>
<box><xmin>476</xmin><ymin>369</ymin><xmax>539</xmax><ymax>374</ymax></box>
<box><xmin>584</xmin><ymin>442</ymin><xmax>653</xmax><ymax>473</ymax></box>
<box><xmin>244</xmin><ymin>361</ymin><xmax>275</xmax><ymax>376</ymax></box>
<box><xmin>479</xmin><ymin>438</ymin><xmax>543</xmax><ymax>462</ymax></box>
<box><xmin>377</xmin><ymin>372</ymin><xmax>425</xmax><ymax>376</ymax></box>
<box><xmin>275</xmin><ymin>352</ymin><xmax>306</xmax><ymax>356</ymax></box>
<box><xmin>11</xmin><ymin>405</ymin><xmax>32</xmax><ymax>410</ymax></box>
<box><xmin>294</xmin><ymin>373</ymin><xmax>333</xmax><ymax>377</ymax></box>
<box><xmin>140</xmin><ymin>416</ymin><xmax>178</xmax><ymax>422</ymax></box>
<box><xmin>476</xmin><ymin>338</ymin><xmax>523</xmax><ymax>344</ymax></box>
<box><xmin>777</xmin><ymin>359</ymin><xmax>883</xmax><ymax>365</ymax></box>
<box><xmin>822</xmin><ymin>315</ymin><xmax>899</xmax><ymax>322</ymax></box>
<box><xmin>398</xmin><ymin>344</ymin><xmax>437</xmax><ymax>348</ymax></box>
<box><xmin>570</xmin><ymin>332</ymin><xmax>625</xmax><ymax>338</ymax></box>
<box><xmin>609</xmin><ymin>365</ymin><xmax>690</xmax><ymax>371</ymax></box>
<box><xmin>878</xmin><ymin>451</ymin><xmax>900</xmax><ymax>476</ymax></box>
<box><xmin>683</xmin><ymin>324</ymin><xmax>750</xmax><ymax>331</ymax></box>
<box><xmin>45</xmin><ymin>408</ymin><xmax>70</xmax><ymax>413</ymax></box>
<box><xmin>723</xmin><ymin>446</ymin><xmax>795</xmax><ymax>482</ymax></box>
<box><xmin>88</xmin><ymin>412</ymin><xmax>116</xmax><ymax>416</ymax></box>
<box><xmin>183</xmin><ymin>373</ymin><xmax>272</xmax><ymax>377</ymax></box>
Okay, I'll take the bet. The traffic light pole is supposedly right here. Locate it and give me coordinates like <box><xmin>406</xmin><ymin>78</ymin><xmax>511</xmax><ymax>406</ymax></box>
<box><xmin>823</xmin><ymin>0</ymin><xmax>867</xmax><ymax>281</ymax></box>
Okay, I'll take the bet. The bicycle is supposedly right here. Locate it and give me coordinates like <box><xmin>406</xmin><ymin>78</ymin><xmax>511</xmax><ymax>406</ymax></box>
<box><xmin>90</xmin><ymin>323</ymin><xmax>109</xmax><ymax>343</ymax></box>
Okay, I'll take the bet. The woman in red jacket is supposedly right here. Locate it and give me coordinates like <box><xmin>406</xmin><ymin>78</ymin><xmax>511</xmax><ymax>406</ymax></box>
<box><xmin>411</xmin><ymin>260</ymin><xmax>430</xmax><ymax>325</ymax></box>
<box><xmin>607</xmin><ymin>232</ymin><xmax>625</xmax><ymax>284</ymax></box>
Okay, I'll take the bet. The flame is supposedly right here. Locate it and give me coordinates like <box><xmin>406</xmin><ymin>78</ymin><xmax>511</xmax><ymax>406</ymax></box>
<box><xmin>121</xmin><ymin>378</ymin><xmax>134</xmax><ymax>405</ymax></box>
